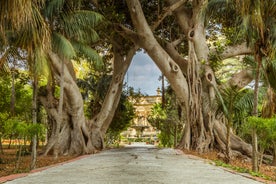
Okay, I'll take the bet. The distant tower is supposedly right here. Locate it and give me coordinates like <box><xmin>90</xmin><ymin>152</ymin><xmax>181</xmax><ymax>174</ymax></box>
<box><xmin>156</xmin><ymin>87</ymin><xmax>161</xmax><ymax>96</ymax></box>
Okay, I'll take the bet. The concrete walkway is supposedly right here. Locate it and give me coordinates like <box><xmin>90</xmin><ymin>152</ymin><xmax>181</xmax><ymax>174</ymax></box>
<box><xmin>3</xmin><ymin>143</ymin><xmax>263</xmax><ymax>184</ymax></box>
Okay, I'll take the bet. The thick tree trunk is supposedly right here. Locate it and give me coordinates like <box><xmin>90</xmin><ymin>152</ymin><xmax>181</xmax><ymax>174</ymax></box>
<box><xmin>126</xmin><ymin>0</ymin><xmax>190</xmax><ymax>112</ymax></box>
<box><xmin>213</xmin><ymin>120</ymin><xmax>252</xmax><ymax>156</ymax></box>
<box><xmin>125</xmin><ymin>0</ymin><xmax>253</xmax><ymax>157</ymax></box>
<box><xmin>90</xmin><ymin>46</ymin><xmax>137</xmax><ymax>149</ymax></box>
<box><xmin>167</xmin><ymin>0</ymin><xmax>253</xmax><ymax>157</ymax></box>
<box><xmin>40</xmin><ymin>52</ymin><xmax>95</xmax><ymax>155</ymax></box>
<box><xmin>40</xmin><ymin>45</ymin><xmax>136</xmax><ymax>154</ymax></box>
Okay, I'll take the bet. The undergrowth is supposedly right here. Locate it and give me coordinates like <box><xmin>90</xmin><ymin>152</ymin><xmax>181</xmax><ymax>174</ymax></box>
<box><xmin>214</xmin><ymin>160</ymin><xmax>274</xmax><ymax>181</ymax></box>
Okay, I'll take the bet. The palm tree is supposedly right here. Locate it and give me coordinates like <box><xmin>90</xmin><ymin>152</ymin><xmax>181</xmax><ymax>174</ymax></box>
<box><xmin>0</xmin><ymin>0</ymin><xmax>50</xmax><ymax>169</ymax></box>
<box><xmin>234</xmin><ymin>0</ymin><xmax>276</xmax><ymax>172</ymax></box>
<box><xmin>1</xmin><ymin>0</ymin><xmax>103</xmax><ymax>159</ymax></box>
<box><xmin>215</xmin><ymin>85</ymin><xmax>254</xmax><ymax>163</ymax></box>
<box><xmin>40</xmin><ymin>0</ymin><xmax>103</xmax><ymax>156</ymax></box>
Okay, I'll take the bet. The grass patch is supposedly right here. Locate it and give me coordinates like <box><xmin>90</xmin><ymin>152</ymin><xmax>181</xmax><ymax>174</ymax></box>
<box><xmin>214</xmin><ymin>160</ymin><xmax>273</xmax><ymax>181</ymax></box>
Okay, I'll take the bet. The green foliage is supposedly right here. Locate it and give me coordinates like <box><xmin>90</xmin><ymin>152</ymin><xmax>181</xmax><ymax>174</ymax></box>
<box><xmin>0</xmin><ymin>75</ymin><xmax>12</xmax><ymax>113</ymax></box>
<box><xmin>214</xmin><ymin>159</ymin><xmax>273</xmax><ymax>180</ymax></box>
<box><xmin>157</xmin><ymin>131</ymin><xmax>174</xmax><ymax>148</ymax></box>
<box><xmin>52</xmin><ymin>32</ymin><xmax>76</xmax><ymax>59</ymax></box>
<box><xmin>64</xmin><ymin>10</ymin><xmax>103</xmax><ymax>39</ymax></box>
<box><xmin>0</xmin><ymin>73</ymin><xmax>46</xmax><ymax>146</ymax></box>
<box><xmin>2</xmin><ymin>117</ymin><xmax>46</xmax><ymax>143</ymax></box>
<box><xmin>78</xmin><ymin>71</ymin><xmax>112</xmax><ymax>117</ymax></box>
<box><xmin>44</xmin><ymin>0</ymin><xmax>66</xmax><ymax>18</ymax></box>
<box><xmin>214</xmin><ymin>160</ymin><xmax>249</xmax><ymax>173</ymax></box>
<box><xmin>108</xmin><ymin>94</ymin><xmax>135</xmax><ymax>134</ymax></box>
<box><xmin>243</xmin><ymin>116</ymin><xmax>276</xmax><ymax>152</ymax></box>
<box><xmin>0</xmin><ymin>112</ymin><xmax>9</xmax><ymax>136</ymax></box>
<box><xmin>43</xmin><ymin>0</ymin><xmax>104</xmax><ymax>73</ymax></box>
<box><xmin>215</xmin><ymin>86</ymin><xmax>254</xmax><ymax>133</ymax></box>
<box><xmin>106</xmin><ymin>90</ymin><xmax>135</xmax><ymax>145</ymax></box>
<box><xmin>148</xmin><ymin>101</ymin><xmax>182</xmax><ymax>148</ymax></box>
<box><xmin>266</xmin><ymin>59</ymin><xmax>276</xmax><ymax>91</ymax></box>
<box><xmin>148</xmin><ymin>103</ymin><xmax>167</xmax><ymax>126</ymax></box>
<box><xmin>0</xmin><ymin>74</ymin><xmax>32</xmax><ymax>117</ymax></box>
<box><xmin>71</xmin><ymin>41</ymin><xmax>103</xmax><ymax>69</ymax></box>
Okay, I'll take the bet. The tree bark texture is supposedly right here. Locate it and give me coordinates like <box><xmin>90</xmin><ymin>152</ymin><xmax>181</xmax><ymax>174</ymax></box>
<box><xmin>89</xmin><ymin>46</ymin><xmax>136</xmax><ymax>149</ymax></box>
<box><xmin>251</xmin><ymin>53</ymin><xmax>262</xmax><ymax>172</ymax></box>
<box><xmin>125</xmin><ymin>0</ymin><xmax>252</xmax><ymax>157</ymax></box>
<box><xmin>39</xmin><ymin>45</ymin><xmax>135</xmax><ymax>155</ymax></box>
<box><xmin>30</xmin><ymin>75</ymin><xmax>38</xmax><ymax>169</ymax></box>
<box><xmin>40</xmin><ymin>52</ymin><xmax>95</xmax><ymax>155</ymax></box>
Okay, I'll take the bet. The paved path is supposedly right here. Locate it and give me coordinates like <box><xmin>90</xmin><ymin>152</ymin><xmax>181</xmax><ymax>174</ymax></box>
<box><xmin>4</xmin><ymin>144</ymin><xmax>262</xmax><ymax>184</ymax></box>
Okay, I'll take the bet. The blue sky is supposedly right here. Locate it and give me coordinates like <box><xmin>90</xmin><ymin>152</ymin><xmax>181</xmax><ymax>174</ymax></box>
<box><xmin>125</xmin><ymin>51</ymin><xmax>163</xmax><ymax>96</ymax></box>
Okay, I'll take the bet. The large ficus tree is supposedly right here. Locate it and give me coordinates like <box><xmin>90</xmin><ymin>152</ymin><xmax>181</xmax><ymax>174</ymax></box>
<box><xmin>2</xmin><ymin>0</ymin><xmax>276</xmax><ymax>159</ymax></box>
<box><xmin>123</xmin><ymin>0</ymin><xmax>248</xmax><ymax>154</ymax></box>
<box><xmin>0</xmin><ymin>0</ymin><xmax>136</xmax><ymax>155</ymax></box>
<box><xmin>92</xmin><ymin>0</ymin><xmax>270</xmax><ymax>156</ymax></box>
<box><xmin>38</xmin><ymin>0</ymin><xmax>138</xmax><ymax>155</ymax></box>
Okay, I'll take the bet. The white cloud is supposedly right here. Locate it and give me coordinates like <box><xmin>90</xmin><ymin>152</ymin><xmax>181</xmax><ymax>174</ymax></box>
<box><xmin>125</xmin><ymin>51</ymin><xmax>162</xmax><ymax>95</ymax></box>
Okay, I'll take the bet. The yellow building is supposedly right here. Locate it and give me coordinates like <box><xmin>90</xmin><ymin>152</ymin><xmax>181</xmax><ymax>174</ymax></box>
<box><xmin>121</xmin><ymin>89</ymin><xmax>162</xmax><ymax>140</ymax></box>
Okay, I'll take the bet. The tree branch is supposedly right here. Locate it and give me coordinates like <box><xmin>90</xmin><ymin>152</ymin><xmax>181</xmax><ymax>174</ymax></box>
<box><xmin>151</xmin><ymin>0</ymin><xmax>187</xmax><ymax>31</ymax></box>
<box><xmin>114</xmin><ymin>24</ymin><xmax>141</xmax><ymax>44</ymax></box>
<box><xmin>218</xmin><ymin>42</ymin><xmax>252</xmax><ymax>60</ymax></box>
<box><xmin>166</xmin><ymin>0</ymin><xmax>192</xmax><ymax>35</ymax></box>
<box><xmin>163</xmin><ymin>37</ymin><xmax>188</xmax><ymax>73</ymax></box>
<box><xmin>227</xmin><ymin>70</ymin><xmax>253</xmax><ymax>89</ymax></box>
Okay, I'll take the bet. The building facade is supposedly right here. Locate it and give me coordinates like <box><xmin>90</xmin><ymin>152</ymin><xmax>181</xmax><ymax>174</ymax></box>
<box><xmin>121</xmin><ymin>89</ymin><xmax>162</xmax><ymax>140</ymax></box>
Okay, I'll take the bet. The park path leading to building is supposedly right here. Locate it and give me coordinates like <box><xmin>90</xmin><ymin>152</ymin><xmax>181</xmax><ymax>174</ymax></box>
<box><xmin>4</xmin><ymin>143</ymin><xmax>263</xmax><ymax>184</ymax></box>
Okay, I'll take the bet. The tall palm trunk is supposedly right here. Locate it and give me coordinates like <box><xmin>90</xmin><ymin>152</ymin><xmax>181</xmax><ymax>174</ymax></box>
<box><xmin>226</xmin><ymin>95</ymin><xmax>234</xmax><ymax>163</ymax></box>
<box><xmin>10</xmin><ymin>66</ymin><xmax>15</xmax><ymax>116</ymax></box>
<box><xmin>252</xmin><ymin>52</ymin><xmax>262</xmax><ymax>172</ymax></box>
<box><xmin>30</xmin><ymin>75</ymin><xmax>38</xmax><ymax>170</ymax></box>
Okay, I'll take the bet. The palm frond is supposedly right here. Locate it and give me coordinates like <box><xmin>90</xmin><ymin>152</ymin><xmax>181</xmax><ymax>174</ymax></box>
<box><xmin>32</xmin><ymin>47</ymin><xmax>49</xmax><ymax>77</ymax></box>
<box><xmin>69</xmin><ymin>10</ymin><xmax>103</xmax><ymax>28</ymax></box>
<box><xmin>52</xmin><ymin>32</ymin><xmax>76</xmax><ymax>59</ymax></box>
<box><xmin>16</xmin><ymin>3</ymin><xmax>50</xmax><ymax>53</ymax></box>
<box><xmin>0</xmin><ymin>0</ymin><xmax>33</xmax><ymax>30</ymax></box>
<box><xmin>266</xmin><ymin>59</ymin><xmax>276</xmax><ymax>90</ymax></box>
<box><xmin>234</xmin><ymin>88</ymin><xmax>254</xmax><ymax>113</ymax></box>
<box><xmin>43</xmin><ymin>0</ymin><xmax>65</xmax><ymax>18</ymax></box>
<box><xmin>206</xmin><ymin>0</ymin><xmax>228</xmax><ymax>18</ymax></box>
<box><xmin>62</xmin><ymin>10</ymin><xmax>103</xmax><ymax>43</ymax></box>
<box><xmin>71</xmin><ymin>41</ymin><xmax>103</xmax><ymax>69</ymax></box>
